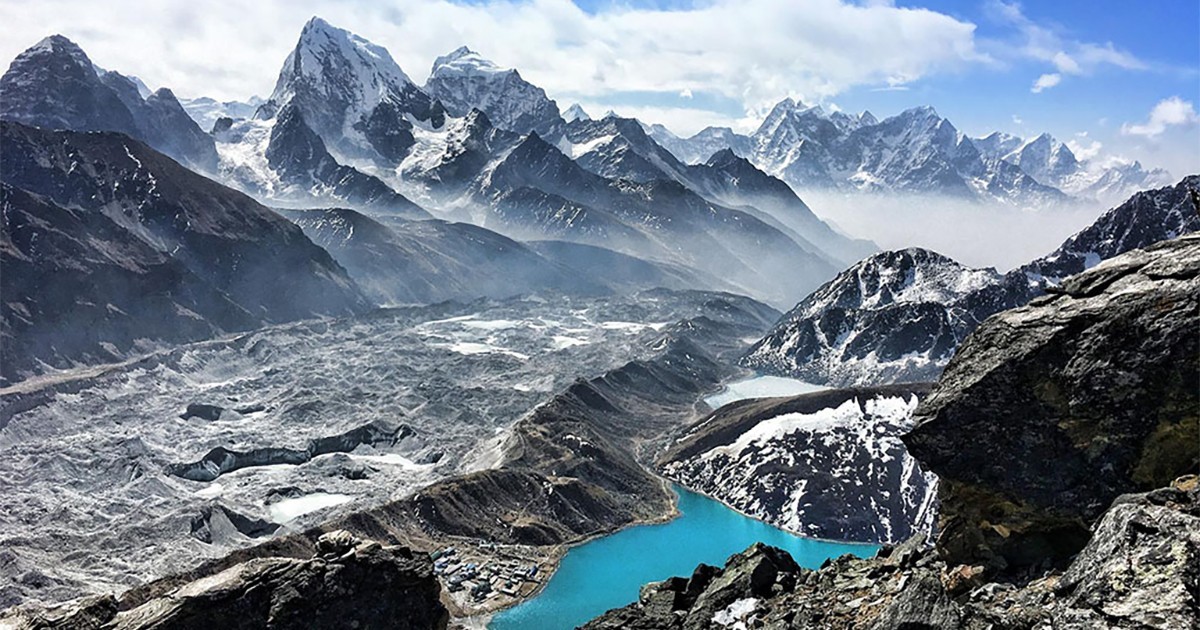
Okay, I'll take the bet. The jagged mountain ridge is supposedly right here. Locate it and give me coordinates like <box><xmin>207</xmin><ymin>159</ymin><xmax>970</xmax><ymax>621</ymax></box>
<box><xmin>652</xmin><ymin>98</ymin><xmax>1168</xmax><ymax>205</ymax></box>
<box><xmin>424</xmin><ymin>46</ymin><xmax>562</xmax><ymax>138</ymax></box>
<box><xmin>742</xmin><ymin>249</ymin><xmax>1039</xmax><ymax>386</ymax></box>
<box><xmin>0</xmin><ymin>35</ymin><xmax>218</xmax><ymax>172</ymax></box>
<box><xmin>744</xmin><ymin>175</ymin><xmax>1200</xmax><ymax>386</ymax></box>
<box><xmin>280</xmin><ymin>207</ymin><xmax>723</xmax><ymax>305</ymax></box>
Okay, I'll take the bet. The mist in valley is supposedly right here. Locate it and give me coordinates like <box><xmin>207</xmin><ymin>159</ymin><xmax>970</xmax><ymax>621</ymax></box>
<box><xmin>802</xmin><ymin>191</ymin><xmax>1110</xmax><ymax>272</ymax></box>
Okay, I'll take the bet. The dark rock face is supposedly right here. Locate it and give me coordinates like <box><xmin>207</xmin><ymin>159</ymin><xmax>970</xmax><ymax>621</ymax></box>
<box><xmin>264</xmin><ymin>103</ymin><xmax>429</xmax><ymax>218</ymax></box>
<box><xmin>585</xmin><ymin>482</ymin><xmax>1200</xmax><ymax>630</ymax></box>
<box><xmin>661</xmin><ymin>385</ymin><xmax>938</xmax><ymax>544</ymax></box>
<box><xmin>1052</xmin><ymin>482</ymin><xmax>1200</xmax><ymax>629</ymax></box>
<box><xmin>0</xmin><ymin>36</ymin><xmax>218</xmax><ymax>171</ymax></box>
<box><xmin>743</xmin><ymin>248</ymin><xmax>1038</xmax><ymax>386</ymax></box>
<box><xmin>0</xmin><ymin>36</ymin><xmax>138</xmax><ymax>137</ymax></box>
<box><xmin>0</xmin><ymin>122</ymin><xmax>368</xmax><ymax>385</ymax></box>
<box><xmin>1</xmin><ymin>531</ymin><xmax>449</xmax><ymax>630</ymax></box>
<box><xmin>904</xmin><ymin>234</ymin><xmax>1200</xmax><ymax>571</ymax></box>
<box><xmin>1025</xmin><ymin>174</ymin><xmax>1200</xmax><ymax>281</ymax></box>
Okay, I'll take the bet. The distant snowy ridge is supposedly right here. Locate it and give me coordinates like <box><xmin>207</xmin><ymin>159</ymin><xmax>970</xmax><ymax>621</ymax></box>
<box><xmin>650</xmin><ymin>98</ymin><xmax>1169</xmax><ymax>206</ymax></box>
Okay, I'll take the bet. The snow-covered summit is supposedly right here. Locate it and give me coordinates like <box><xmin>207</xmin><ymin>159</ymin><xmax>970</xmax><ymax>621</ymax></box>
<box><xmin>273</xmin><ymin>16</ymin><xmax>417</xmax><ymax>101</ymax></box>
<box><xmin>246</xmin><ymin>16</ymin><xmax>439</xmax><ymax>171</ymax></box>
<box><xmin>430</xmin><ymin>46</ymin><xmax>508</xmax><ymax>78</ymax></box>
<box><xmin>424</xmin><ymin>46</ymin><xmax>561</xmax><ymax>137</ymax></box>
<box><xmin>562</xmin><ymin>103</ymin><xmax>591</xmax><ymax>122</ymax></box>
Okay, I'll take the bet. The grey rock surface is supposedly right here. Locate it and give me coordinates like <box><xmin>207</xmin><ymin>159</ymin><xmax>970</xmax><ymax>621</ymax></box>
<box><xmin>2</xmin><ymin>531</ymin><xmax>449</xmax><ymax>630</ymax></box>
<box><xmin>905</xmin><ymin>233</ymin><xmax>1200</xmax><ymax>571</ymax></box>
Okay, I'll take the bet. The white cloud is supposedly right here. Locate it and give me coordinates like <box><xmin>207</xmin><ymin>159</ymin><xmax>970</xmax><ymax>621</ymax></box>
<box><xmin>1050</xmin><ymin>51</ymin><xmax>1079</xmax><ymax>74</ymax></box>
<box><xmin>679</xmin><ymin>88</ymin><xmax>693</xmax><ymax>99</ymax></box>
<box><xmin>986</xmin><ymin>1</ymin><xmax>1145</xmax><ymax>91</ymax></box>
<box><xmin>1030</xmin><ymin>73</ymin><xmax>1061</xmax><ymax>93</ymax></box>
<box><xmin>1012</xmin><ymin>114</ymin><xmax>1023</xmax><ymax>125</ymax></box>
<box><xmin>1121</xmin><ymin>96</ymin><xmax>1200</xmax><ymax>137</ymax></box>
<box><xmin>0</xmin><ymin>0</ymin><xmax>984</xmax><ymax>119</ymax></box>
<box><xmin>1065</xmin><ymin>138</ymin><xmax>1103</xmax><ymax>161</ymax></box>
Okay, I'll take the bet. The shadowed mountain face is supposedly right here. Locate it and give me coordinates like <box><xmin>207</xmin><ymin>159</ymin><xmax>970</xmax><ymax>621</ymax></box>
<box><xmin>0</xmin><ymin>122</ymin><xmax>368</xmax><ymax>385</ymax></box>
<box><xmin>264</xmin><ymin>103</ymin><xmax>430</xmax><ymax>218</ymax></box>
<box><xmin>1</xmin><ymin>184</ymin><xmax>255</xmax><ymax>384</ymax></box>
<box><xmin>0</xmin><ymin>35</ymin><xmax>218</xmax><ymax>172</ymax></box>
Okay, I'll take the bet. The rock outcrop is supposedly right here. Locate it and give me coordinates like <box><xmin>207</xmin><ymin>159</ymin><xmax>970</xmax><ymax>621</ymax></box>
<box><xmin>1</xmin><ymin>531</ymin><xmax>449</xmax><ymax>629</ymax></box>
<box><xmin>904</xmin><ymin>233</ymin><xmax>1200</xmax><ymax>572</ymax></box>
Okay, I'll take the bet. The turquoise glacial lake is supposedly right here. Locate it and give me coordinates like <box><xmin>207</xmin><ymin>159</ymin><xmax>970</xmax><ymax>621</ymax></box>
<box><xmin>489</xmin><ymin>486</ymin><xmax>878</xmax><ymax>630</ymax></box>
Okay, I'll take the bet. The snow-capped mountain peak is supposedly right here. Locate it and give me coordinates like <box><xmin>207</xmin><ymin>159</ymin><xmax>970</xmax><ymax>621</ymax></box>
<box><xmin>253</xmin><ymin>17</ymin><xmax>434</xmax><ymax>166</ymax></box>
<box><xmin>265</xmin><ymin>16</ymin><xmax>418</xmax><ymax>116</ymax></box>
<box><xmin>424</xmin><ymin>46</ymin><xmax>561</xmax><ymax>137</ymax></box>
<box><xmin>563</xmin><ymin>103</ymin><xmax>591</xmax><ymax>122</ymax></box>
<box><xmin>430</xmin><ymin>46</ymin><xmax>509</xmax><ymax>78</ymax></box>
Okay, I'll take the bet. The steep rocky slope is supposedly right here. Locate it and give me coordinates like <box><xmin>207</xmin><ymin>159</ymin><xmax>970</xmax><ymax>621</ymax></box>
<box><xmin>0</xmin><ymin>35</ymin><xmax>217</xmax><ymax>172</ymax></box>
<box><xmin>660</xmin><ymin>384</ymin><xmax>938</xmax><ymax>544</ymax></box>
<box><xmin>905</xmin><ymin>233</ymin><xmax>1200</xmax><ymax>571</ymax></box>
<box><xmin>587</xmin><ymin>233</ymin><xmax>1200</xmax><ymax>630</ymax></box>
<box><xmin>0</xmin><ymin>122</ymin><xmax>367</xmax><ymax>384</ymax></box>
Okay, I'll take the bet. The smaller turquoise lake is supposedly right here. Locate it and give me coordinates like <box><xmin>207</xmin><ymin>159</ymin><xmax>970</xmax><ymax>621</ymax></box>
<box><xmin>489</xmin><ymin>486</ymin><xmax>877</xmax><ymax>630</ymax></box>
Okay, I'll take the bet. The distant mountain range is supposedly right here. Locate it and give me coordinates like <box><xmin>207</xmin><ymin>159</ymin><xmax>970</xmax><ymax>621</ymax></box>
<box><xmin>649</xmin><ymin>99</ymin><xmax>1170</xmax><ymax>206</ymax></box>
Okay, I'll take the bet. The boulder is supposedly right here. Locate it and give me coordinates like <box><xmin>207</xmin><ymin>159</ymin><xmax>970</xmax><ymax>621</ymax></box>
<box><xmin>904</xmin><ymin>234</ymin><xmax>1200</xmax><ymax>571</ymax></box>
<box><xmin>1</xmin><ymin>535</ymin><xmax>448</xmax><ymax>630</ymax></box>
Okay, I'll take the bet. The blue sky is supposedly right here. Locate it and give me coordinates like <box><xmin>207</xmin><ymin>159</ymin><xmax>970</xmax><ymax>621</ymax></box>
<box><xmin>1</xmin><ymin>0</ymin><xmax>1196</xmax><ymax>174</ymax></box>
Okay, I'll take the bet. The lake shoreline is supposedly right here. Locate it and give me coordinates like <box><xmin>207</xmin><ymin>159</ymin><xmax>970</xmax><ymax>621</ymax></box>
<box><xmin>487</xmin><ymin>483</ymin><xmax>880</xmax><ymax>629</ymax></box>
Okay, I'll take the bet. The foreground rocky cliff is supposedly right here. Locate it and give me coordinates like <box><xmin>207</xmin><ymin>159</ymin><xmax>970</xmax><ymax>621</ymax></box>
<box><xmin>586</xmin><ymin>480</ymin><xmax>1199</xmax><ymax>630</ymax></box>
<box><xmin>589</xmin><ymin>234</ymin><xmax>1199</xmax><ymax>629</ymax></box>
<box><xmin>905</xmin><ymin>232</ymin><xmax>1199</xmax><ymax>572</ymax></box>
<box><xmin>1</xmin><ymin>531</ymin><xmax>448</xmax><ymax>629</ymax></box>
